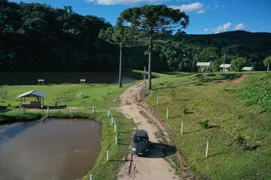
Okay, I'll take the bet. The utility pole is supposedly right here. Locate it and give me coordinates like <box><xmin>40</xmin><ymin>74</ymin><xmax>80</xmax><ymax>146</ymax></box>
<box><xmin>223</xmin><ymin>53</ymin><xmax>226</xmax><ymax>72</ymax></box>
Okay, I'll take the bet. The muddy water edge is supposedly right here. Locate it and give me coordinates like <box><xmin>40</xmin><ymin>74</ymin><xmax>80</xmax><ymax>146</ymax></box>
<box><xmin>0</xmin><ymin>119</ymin><xmax>101</xmax><ymax>180</ymax></box>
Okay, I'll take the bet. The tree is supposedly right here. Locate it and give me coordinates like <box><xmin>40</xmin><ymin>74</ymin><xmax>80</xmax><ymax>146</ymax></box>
<box><xmin>0</xmin><ymin>85</ymin><xmax>8</xmax><ymax>100</ymax></box>
<box><xmin>99</xmin><ymin>26</ymin><xmax>136</xmax><ymax>87</ymax></box>
<box><xmin>231</xmin><ymin>57</ymin><xmax>247</xmax><ymax>72</ymax></box>
<box><xmin>118</xmin><ymin>5</ymin><xmax>189</xmax><ymax>91</ymax></box>
<box><xmin>199</xmin><ymin>47</ymin><xmax>219</xmax><ymax>62</ymax></box>
<box><xmin>263</xmin><ymin>56</ymin><xmax>271</xmax><ymax>71</ymax></box>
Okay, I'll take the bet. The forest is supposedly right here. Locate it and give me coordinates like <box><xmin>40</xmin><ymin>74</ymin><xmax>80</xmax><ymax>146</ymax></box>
<box><xmin>1</xmin><ymin>0</ymin><xmax>271</xmax><ymax>72</ymax></box>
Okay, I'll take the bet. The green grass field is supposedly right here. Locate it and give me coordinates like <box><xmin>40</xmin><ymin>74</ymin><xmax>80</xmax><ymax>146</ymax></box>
<box><xmin>147</xmin><ymin>72</ymin><xmax>271</xmax><ymax>180</ymax></box>
<box><xmin>0</xmin><ymin>82</ymin><xmax>136</xmax><ymax>180</ymax></box>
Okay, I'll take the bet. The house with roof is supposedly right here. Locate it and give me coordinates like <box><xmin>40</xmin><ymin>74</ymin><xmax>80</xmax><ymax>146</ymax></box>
<box><xmin>219</xmin><ymin>64</ymin><xmax>231</xmax><ymax>72</ymax></box>
<box><xmin>197</xmin><ymin>62</ymin><xmax>211</xmax><ymax>72</ymax></box>
<box><xmin>242</xmin><ymin>67</ymin><xmax>253</xmax><ymax>71</ymax></box>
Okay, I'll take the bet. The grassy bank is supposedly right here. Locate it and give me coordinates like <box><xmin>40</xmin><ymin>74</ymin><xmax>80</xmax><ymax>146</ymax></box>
<box><xmin>0</xmin><ymin>83</ymin><xmax>135</xmax><ymax>180</ymax></box>
<box><xmin>147</xmin><ymin>72</ymin><xmax>271</xmax><ymax>179</ymax></box>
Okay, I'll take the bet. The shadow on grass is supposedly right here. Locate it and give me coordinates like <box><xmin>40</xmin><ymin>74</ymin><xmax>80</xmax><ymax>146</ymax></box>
<box><xmin>152</xmin><ymin>85</ymin><xmax>179</xmax><ymax>91</ymax></box>
<box><xmin>118</xmin><ymin>131</ymin><xmax>131</xmax><ymax>134</ymax></box>
<box><xmin>42</xmin><ymin>105</ymin><xmax>67</xmax><ymax>109</ymax></box>
<box><xmin>208</xmin><ymin>152</ymin><xmax>225</xmax><ymax>157</ymax></box>
<box><xmin>0</xmin><ymin>106</ymin><xmax>12</xmax><ymax>113</ymax></box>
<box><xmin>184</xmin><ymin>130</ymin><xmax>200</xmax><ymax>134</ymax></box>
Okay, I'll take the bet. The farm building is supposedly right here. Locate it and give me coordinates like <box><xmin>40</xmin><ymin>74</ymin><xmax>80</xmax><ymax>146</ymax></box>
<box><xmin>17</xmin><ymin>90</ymin><xmax>46</xmax><ymax>108</ymax></box>
<box><xmin>219</xmin><ymin>64</ymin><xmax>231</xmax><ymax>72</ymax></box>
<box><xmin>197</xmin><ymin>62</ymin><xmax>211</xmax><ymax>72</ymax></box>
<box><xmin>242</xmin><ymin>67</ymin><xmax>253</xmax><ymax>71</ymax></box>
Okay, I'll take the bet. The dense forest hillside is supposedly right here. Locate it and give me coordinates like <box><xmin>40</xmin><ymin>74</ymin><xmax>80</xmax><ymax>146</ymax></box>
<box><xmin>0</xmin><ymin>1</ymin><xmax>117</xmax><ymax>71</ymax></box>
<box><xmin>1</xmin><ymin>1</ymin><xmax>271</xmax><ymax>72</ymax></box>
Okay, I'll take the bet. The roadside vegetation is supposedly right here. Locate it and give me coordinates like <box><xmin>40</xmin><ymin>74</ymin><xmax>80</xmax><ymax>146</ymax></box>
<box><xmin>0</xmin><ymin>83</ymin><xmax>135</xmax><ymax>180</ymax></box>
<box><xmin>147</xmin><ymin>72</ymin><xmax>271</xmax><ymax>179</ymax></box>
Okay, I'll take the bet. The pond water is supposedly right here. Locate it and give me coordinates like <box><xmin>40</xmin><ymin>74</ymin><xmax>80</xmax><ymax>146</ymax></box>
<box><xmin>0</xmin><ymin>72</ymin><xmax>139</xmax><ymax>85</ymax></box>
<box><xmin>0</xmin><ymin>119</ymin><xmax>101</xmax><ymax>180</ymax></box>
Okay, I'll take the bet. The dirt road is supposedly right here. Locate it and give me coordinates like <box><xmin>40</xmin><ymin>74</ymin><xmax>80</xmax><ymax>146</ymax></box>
<box><xmin>117</xmin><ymin>82</ymin><xmax>192</xmax><ymax>180</ymax></box>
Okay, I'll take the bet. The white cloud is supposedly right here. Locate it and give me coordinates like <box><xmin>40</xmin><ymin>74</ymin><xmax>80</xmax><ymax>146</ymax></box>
<box><xmin>197</xmin><ymin>10</ymin><xmax>205</xmax><ymax>14</ymax></box>
<box><xmin>212</xmin><ymin>22</ymin><xmax>233</xmax><ymax>33</ymax></box>
<box><xmin>85</xmin><ymin>0</ymin><xmax>159</xmax><ymax>5</ymax></box>
<box><xmin>170</xmin><ymin>2</ymin><xmax>205</xmax><ymax>13</ymax></box>
<box><xmin>234</xmin><ymin>23</ymin><xmax>246</xmax><ymax>30</ymax></box>
<box><xmin>204</xmin><ymin>28</ymin><xmax>209</xmax><ymax>32</ymax></box>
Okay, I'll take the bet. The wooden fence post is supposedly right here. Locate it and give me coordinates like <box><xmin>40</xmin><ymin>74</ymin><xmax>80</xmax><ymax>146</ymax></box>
<box><xmin>108</xmin><ymin>110</ymin><xmax>111</xmax><ymax>117</ymax></box>
<box><xmin>115</xmin><ymin>134</ymin><xmax>118</xmax><ymax>145</ymax></box>
<box><xmin>156</xmin><ymin>98</ymin><xmax>159</xmax><ymax>106</ymax></box>
<box><xmin>92</xmin><ymin>106</ymin><xmax>95</xmax><ymax>113</ymax></box>
<box><xmin>70</xmin><ymin>107</ymin><xmax>72</xmax><ymax>113</ymax></box>
<box><xmin>89</xmin><ymin>174</ymin><xmax>93</xmax><ymax>180</ymax></box>
<box><xmin>166</xmin><ymin>108</ymin><xmax>169</xmax><ymax>119</ymax></box>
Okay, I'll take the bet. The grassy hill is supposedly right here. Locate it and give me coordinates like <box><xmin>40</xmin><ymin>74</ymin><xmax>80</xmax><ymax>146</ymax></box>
<box><xmin>147</xmin><ymin>72</ymin><xmax>271</xmax><ymax>179</ymax></box>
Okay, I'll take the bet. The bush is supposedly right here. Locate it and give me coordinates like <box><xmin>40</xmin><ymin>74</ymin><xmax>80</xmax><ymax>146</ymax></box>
<box><xmin>200</xmin><ymin>120</ymin><xmax>209</xmax><ymax>129</ymax></box>
<box><xmin>235</xmin><ymin>134</ymin><xmax>246</xmax><ymax>146</ymax></box>
<box><xmin>0</xmin><ymin>85</ymin><xmax>8</xmax><ymax>100</ymax></box>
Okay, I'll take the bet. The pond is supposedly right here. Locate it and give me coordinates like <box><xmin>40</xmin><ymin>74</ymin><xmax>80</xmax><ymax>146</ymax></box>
<box><xmin>0</xmin><ymin>71</ymin><xmax>140</xmax><ymax>85</ymax></box>
<box><xmin>0</xmin><ymin>119</ymin><xmax>101</xmax><ymax>180</ymax></box>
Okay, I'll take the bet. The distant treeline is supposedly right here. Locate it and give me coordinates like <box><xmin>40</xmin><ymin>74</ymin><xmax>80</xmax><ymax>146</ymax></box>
<box><xmin>1</xmin><ymin>1</ymin><xmax>271</xmax><ymax>72</ymax></box>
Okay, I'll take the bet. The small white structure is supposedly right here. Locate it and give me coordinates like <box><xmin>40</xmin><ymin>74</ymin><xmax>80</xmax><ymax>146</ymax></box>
<box><xmin>197</xmin><ymin>62</ymin><xmax>211</xmax><ymax>72</ymax></box>
<box><xmin>242</xmin><ymin>67</ymin><xmax>253</xmax><ymax>71</ymax></box>
<box><xmin>219</xmin><ymin>64</ymin><xmax>231</xmax><ymax>72</ymax></box>
<box><xmin>80</xmin><ymin>79</ymin><xmax>86</xmax><ymax>84</ymax></box>
<box><xmin>38</xmin><ymin>79</ymin><xmax>44</xmax><ymax>85</ymax></box>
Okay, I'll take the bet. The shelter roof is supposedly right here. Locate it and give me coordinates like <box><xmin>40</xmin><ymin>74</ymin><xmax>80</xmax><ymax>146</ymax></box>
<box><xmin>17</xmin><ymin>90</ymin><xmax>46</xmax><ymax>98</ymax></box>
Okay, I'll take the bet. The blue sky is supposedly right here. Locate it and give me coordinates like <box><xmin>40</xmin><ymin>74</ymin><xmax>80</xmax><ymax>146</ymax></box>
<box><xmin>9</xmin><ymin>0</ymin><xmax>271</xmax><ymax>34</ymax></box>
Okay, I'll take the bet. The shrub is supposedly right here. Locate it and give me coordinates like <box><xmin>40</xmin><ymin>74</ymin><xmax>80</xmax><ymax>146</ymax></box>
<box><xmin>235</xmin><ymin>134</ymin><xmax>246</xmax><ymax>146</ymax></box>
<box><xmin>200</xmin><ymin>120</ymin><xmax>209</xmax><ymax>129</ymax></box>
<box><xmin>0</xmin><ymin>85</ymin><xmax>8</xmax><ymax>100</ymax></box>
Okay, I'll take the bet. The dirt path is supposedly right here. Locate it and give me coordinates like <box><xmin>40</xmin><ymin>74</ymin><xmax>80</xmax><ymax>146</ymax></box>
<box><xmin>117</xmin><ymin>82</ymin><xmax>195</xmax><ymax>180</ymax></box>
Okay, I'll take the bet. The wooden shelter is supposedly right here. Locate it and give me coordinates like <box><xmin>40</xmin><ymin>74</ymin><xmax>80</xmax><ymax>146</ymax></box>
<box><xmin>219</xmin><ymin>64</ymin><xmax>231</xmax><ymax>72</ymax></box>
<box><xmin>197</xmin><ymin>62</ymin><xmax>211</xmax><ymax>72</ymax></box>
<box><xmin>242</xmin><ymin>67</ymin><xmax>253</xmax><ymax>71</ymax></box>
<box><xmin>17</xmin><ymin>90</ymin><xmax>46</xmax><ymax>108</ymax></box>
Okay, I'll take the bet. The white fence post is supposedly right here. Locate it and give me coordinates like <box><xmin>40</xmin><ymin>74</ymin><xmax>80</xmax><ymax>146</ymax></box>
<box><xmin>114</xmin><ymin>124</ymin><xmax>117</xmax><ymax>132</ymax></box>
<box><xmin>111</xmin><ymin>117</ymin><xmax>114</xmax><ymax>125</ymax></box>
<box><xmin>47</xmin><ymin>107</ymin><xmax>49</xmax><ymax>115</ymax></box>
<box><xmin>205</xmin><ymin>141</ymin><xmax>209</xmax><ymax>158</ymax></box>
<box><xmin>70</xmin><ymin>107</ymin><xmax>72</xmax><ymax>113</ymax></box>
<box><xmin>92</xmin><ymin>106</ymin><xmax>95</xmax><ymax>113</ymax></box>
<box><xmin>156</xmin><ymin>98</ymin><xmax>159</xmax><ymax>106</ymax></box>
<box><xmin>107</xmin><ymin>150</ymin><xmax>109</xmax><ymax>161</ymax></box>
<box><xmin>115</xmin><ymin>134</ymin><xmax>118</xmax><ymax>145</ymax></box>
<box><xmin>254</xmin><ymin>129</ymin><xmax>257</xmax><ymax>140</ymax></box>
<box><xmin>166</xmin><ymin>108</ymin><xmax>169</xmax><ymax>119</ymax></box>
<box><xmin>181</xmin><ymin>121</ymin><xmax>184</xmax><ymax>134</ymax></box>
<box><xmin>89</xmin><ymin>174</ymin><xmax>93</xmax><ymax>180</ymax></box>
<box><xmin>108</xmin><ymin>110</ymin><xmax>111</xmax><ymax>117</ymax></box>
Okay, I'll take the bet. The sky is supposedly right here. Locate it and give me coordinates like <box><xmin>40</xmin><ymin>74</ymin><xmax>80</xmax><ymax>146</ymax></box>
<box><xmin>9</xmin><ymin>0</ymin><xmax>271</xmax><ymax>34</ymax></box>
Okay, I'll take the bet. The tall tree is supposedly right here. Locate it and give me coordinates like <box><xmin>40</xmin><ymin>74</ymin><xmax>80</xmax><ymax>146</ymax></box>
<box><xmin>263</xmin><ymin>56</ymin><xmax>271</xmax><ymax>71</ymax></box>
<box><xmin>199</xmin><ymin>47</ymin><xmax>219</xmax><ymax>62</ymax></box>
<box><xmin>231</xmin><ymin>57</ymin><xmax>247</xmax><ymax>72</ymax></box>
<box><xmin>99</xmin><ymin>26</ymin><xmax>136</xmax><ymax>87</ymax></box>
<box><xmin>117</xmin><ymin>5</ymin><xmax>189</xmax><ymax>91</ymax></box>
